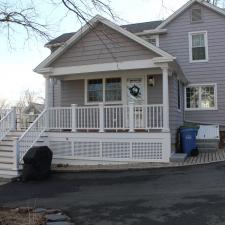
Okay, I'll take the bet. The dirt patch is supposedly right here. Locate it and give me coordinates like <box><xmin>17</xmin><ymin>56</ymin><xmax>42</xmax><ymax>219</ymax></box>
<box><xmin>0</xmin><ymin>208</ymin><xmax>45</xmax><ymax>225</ymax></box>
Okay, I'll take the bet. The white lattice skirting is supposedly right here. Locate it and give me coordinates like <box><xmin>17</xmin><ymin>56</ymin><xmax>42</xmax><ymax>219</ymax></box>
<box><xmin>47</xmin><ymin>132</ymin><xmax>171</xmax><ymax>164</ymax></box>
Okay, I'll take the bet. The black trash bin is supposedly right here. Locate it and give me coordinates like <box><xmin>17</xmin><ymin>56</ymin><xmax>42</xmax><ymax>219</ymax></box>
<box><xmin>22</xmin><ymin>146</ymin><xmax>53</xmax><ymax>182</ymax></box>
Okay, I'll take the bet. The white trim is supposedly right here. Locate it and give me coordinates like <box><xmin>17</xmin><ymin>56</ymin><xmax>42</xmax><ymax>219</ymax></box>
<box><xmin>43</xmin><ymin>59</ymin><xmax>173</xmax><ymax>76</ymax></box>
<box><xmin>138</xmin><ymin>34</ymin><xmax>160</xmax><ymax>47</ymax></box>
<box><xmin>188</xmin><ymin>31</ymin><xmax>208</xmax><ymax>63</ymax></box>
<box><xmin>135</xmin><ymin>29</ymin><xmax>167</xmax><ymax>35</ymax></box>
<box><xmin>156</xmin><ymin>0</ymin><xmax>225</xmax><ymax>30</ymax></box>
<box><xmin>184</xmin><ymin>83</ymin><xmax>218</xmax><ymax>111</ymax></box>
<box><xmin>34</xmin><ymin>15</ymin><xmax>174</xmax><ymax>73</ymax></box>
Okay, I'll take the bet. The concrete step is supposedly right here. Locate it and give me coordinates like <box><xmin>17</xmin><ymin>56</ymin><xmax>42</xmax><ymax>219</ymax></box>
<box><xmin>0</xmin><ymin>169</ymin><xmax>19</xmax><ymax>178</ymax></box>
<box><xmin>0</xmin><ymin>145</ymin><xmax>14</xmax><ymax>151</ymax></box>
<box><xmin>0</xmin><ymin>151</ymin><xmax>13</xmax><ymax>157</ymax></box>
<box><xmin>8</xmin><ymin>131</ymin><xmax>23</xmax><ymax>136</ymax></box>
<box><xmin>0</xmin><ymin>162</ymin><xmax>14</xmax><ymax>170</ymax></box>
<box><xmin>198</xmin><ymin>148</ymin><xmax>218</xmax><ymax>153</ymax></box>
<box><xmin>0</xmin><ymin>140</ymin><xmax>15</xmax><ymax>146</ymax></box>
<box><xmin>0</xmin><ymin>157</ymin><xmax>14</xmax><ymax>163</ymax></box>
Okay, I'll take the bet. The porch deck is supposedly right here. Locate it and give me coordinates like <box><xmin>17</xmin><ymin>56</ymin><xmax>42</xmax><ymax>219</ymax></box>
<box><xmin>52</xmin><ymin>148</ymin><xmax>225</xmax><ymax>172</ymax></box>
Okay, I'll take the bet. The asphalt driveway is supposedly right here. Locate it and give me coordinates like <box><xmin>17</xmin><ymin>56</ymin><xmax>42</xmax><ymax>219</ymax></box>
<box><xmin>1</xmin><ymin>163</ymin><xmax>225</xmax><ymax>225</ymax></box>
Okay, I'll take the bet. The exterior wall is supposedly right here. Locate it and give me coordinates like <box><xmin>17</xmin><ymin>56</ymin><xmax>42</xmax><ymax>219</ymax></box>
<box><xmin>50</xmin><ymin>22</ymin><xmax>159</xmax><ymax>68</ymax></box>
<box><xmin>61</xmin><ymin>80</ymin><xmax>85</xmax><ymax>106</ymax></box>
<box><xmin>147</xmin><ymin>75</ymin><xmax>162</xmax><ymax>104</ymax></box>
<box><xmin>159</xmin><ymin>2</ymin><xmax>225</xmax><ymax>125</ymax></box>
<box><xmin>169</xmin><ymin>76</ymin><xmax>184</xmax><ymax>147</ymax></box>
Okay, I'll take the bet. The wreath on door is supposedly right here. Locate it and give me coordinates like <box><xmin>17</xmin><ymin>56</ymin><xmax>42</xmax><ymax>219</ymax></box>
<box><xmin>129</xmin><ymin>84</ymin><xmax>140</xmax><ymax>97</ymax></box>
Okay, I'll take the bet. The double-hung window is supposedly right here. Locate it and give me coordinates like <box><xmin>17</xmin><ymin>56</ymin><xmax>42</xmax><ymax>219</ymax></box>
<box><xmin>86</xmin><ymin>78</ymin><xmax>122</xmax><ymax>104</ymax></box>
<box><xmin>185</xmin><ymin>84</ymin><xmax>217</xmax><ymax>110</ymax></box>
<box><xmin>189</xmin><ymin>31</ymin><xmax>208</xmax><ymax>62</ymax></box>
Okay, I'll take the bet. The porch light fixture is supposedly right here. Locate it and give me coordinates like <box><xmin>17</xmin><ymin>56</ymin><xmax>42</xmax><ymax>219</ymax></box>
<box><xmin>148</xmin><ymin>76</ymin><xmax>155</xmax><ymax>87</ymax></box>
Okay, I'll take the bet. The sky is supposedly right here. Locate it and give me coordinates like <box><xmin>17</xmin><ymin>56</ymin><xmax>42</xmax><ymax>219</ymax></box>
<box><xmin>0</xmin><ymin>0</ymin><xmax>188</xmax><ymax>104</ymax></box>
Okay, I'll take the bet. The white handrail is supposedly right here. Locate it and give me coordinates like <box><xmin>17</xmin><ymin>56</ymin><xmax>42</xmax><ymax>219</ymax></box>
<box><xmin>0</xmin><ymin>108</ymin><xmax>16</xmax><ymax>141</ymax></box>
<box><xmin>17</xmin><ymin>109</ymin><xmax>47</xmax><ymax>162</ymax></box>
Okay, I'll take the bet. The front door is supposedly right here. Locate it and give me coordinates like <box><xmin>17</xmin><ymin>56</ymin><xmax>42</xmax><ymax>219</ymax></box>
<box><xmin>127</xmin><ymin>78</ymin><xmax>145</xmax><ymax>128</ymax></box>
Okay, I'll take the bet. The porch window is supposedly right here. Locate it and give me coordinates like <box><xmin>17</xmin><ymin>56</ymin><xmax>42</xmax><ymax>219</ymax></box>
<box><xmin>189</xmin><ymin>31</ymin><xmax>208</xmax><ymax>62</ymax></box>
<box><xmin>105</xmin><ymin>78</ymin><xmax>122</xmax><ymax>101</ymax></box>
<box><xmin>87</xmin><ymin>78</ymin><xmax>121</xmax><ymax>103</ymax></box>
<box><xmin>87</xmin><ymin>79</ymin><xmax>103</xmax><ymax>102</ymax></box>
<box><xmin>185</xmin><ymin>84</ymin><xmax>217</xmax><ymax>110</ymax></box>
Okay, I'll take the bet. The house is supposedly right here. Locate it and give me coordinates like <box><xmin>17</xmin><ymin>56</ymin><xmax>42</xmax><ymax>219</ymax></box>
<box><xmin>0</xmin><ymin>0</ymin><xmax>225</xmax><ymax>176</ymax></box>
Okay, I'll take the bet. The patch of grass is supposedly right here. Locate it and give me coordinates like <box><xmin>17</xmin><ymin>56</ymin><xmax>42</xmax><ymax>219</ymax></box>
<box><xmin>0</xmin><ymin>208</ymin><xmax>45</xmax><ymax>225</ymax></box>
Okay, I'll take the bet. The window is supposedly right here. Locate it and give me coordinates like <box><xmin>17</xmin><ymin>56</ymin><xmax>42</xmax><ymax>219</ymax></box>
<box><xmin>105</xmin><ymin>78</ymin><xmax>122</xmax><ymax>101</ymax></box>
<box><xmin>86</xmin><ymin>78</ymin><xmax>122</xmax><ymax>103</ymax></box>
<box><xmin>191</xmin><ymin>8</ymin><xmax>202</xmax><ymax>23</ymax></box>
<box><xmin>140</xmin><ymin>35</ymin><xmax>159</xmax><ymax>47</ymax></box>
<box><xmin>177</xmin><ymin>80</ymin><xmax>181</xmax><ymax>111</ymax></box>
<box><xmin>189</xmin><ymin>31</ymin><xmax>208</xmax><ymax>62</ymax></box>
<box><xmin>185</xmin><ymin>84</ymin><xmax>217</xmax><ymax>110</ymax></box>
<box><xmin>87</xmin><ymin>79</ymin><xmax>103</xmax><ymax>102</ymax></box>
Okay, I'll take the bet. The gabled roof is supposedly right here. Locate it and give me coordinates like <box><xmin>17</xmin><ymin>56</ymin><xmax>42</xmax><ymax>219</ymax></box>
<box><xmin>156</xmin><ymin>0</ymin><xmax>225</xmax><ymax>29</ymax></box>
<box><xmin>35</xmin><ymin>15</ymin><xmax>174</xmax><ymax>73</ymax></box>
<box><xmin>121</xmin><ymin>20</ymin><xmax>163</xmax><ymax>33</ymax></box>
<box><xmin>46</xmin><ymin>20</ymin><xmax>163</xmax><ymax>47</ymax></box>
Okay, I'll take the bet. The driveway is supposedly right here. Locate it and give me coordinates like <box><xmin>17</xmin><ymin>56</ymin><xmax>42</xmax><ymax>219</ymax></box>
<box><xmin>1</xmin><ymin>163</ymin><xmax>225</xmax><ymax>225</ymax></box>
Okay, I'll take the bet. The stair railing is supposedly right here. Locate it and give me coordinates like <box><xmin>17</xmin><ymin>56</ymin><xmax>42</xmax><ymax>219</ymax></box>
<box><xmin>0</xmin><ymin>107</ymin><xmax>16</xmax><ymax>141</ymax></box>
<box><xmin>17</xmin><ymin>109</ymin><xmax>48</xmax><ymax>163</ymax></box>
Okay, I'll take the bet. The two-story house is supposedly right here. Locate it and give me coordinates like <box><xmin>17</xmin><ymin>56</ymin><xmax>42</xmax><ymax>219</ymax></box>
<box><xmin>0</xmin><ymin>0</ymin><xmax>224</xmax><ymax>175</ymax></box>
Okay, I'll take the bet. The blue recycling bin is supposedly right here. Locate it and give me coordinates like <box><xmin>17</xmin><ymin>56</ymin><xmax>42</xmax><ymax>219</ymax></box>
<box><xmin>180</xmin><ymin>128</ymin><xmax>198</xmax><ymax>155</ymax></box>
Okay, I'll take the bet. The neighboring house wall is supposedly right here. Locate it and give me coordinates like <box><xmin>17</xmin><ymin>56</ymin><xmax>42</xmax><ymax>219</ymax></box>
<box><xmin>159</xmin><ymin>2</ymin><xmax>225</xmax><ymax>125</ymax></box>
<box><xmin>50</xmin><ymin>22</ymin><xmax>159</xmax><ymax>68</ymax></box>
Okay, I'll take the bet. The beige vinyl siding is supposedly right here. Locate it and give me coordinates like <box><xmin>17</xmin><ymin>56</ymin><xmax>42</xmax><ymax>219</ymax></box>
<box><xmin>61</xmin><ymin>80</ymin><xmax>85</xmax><ymax>106</ymax></box>
<box><xmin>159</xmin><ymin>2</ymin><xmax>225</xmax><ymax>125</ymax></box>
<box><xmin>50</xmin><ymin>22</ymin><xmax>159</xmax><ymax>68</ymax></box>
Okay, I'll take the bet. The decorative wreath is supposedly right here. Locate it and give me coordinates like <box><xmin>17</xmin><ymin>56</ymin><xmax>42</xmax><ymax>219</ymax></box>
<box><xmin>129</xmin><ymin>84</ymin><xmax>140</xmax><ymax>97</ymax></box>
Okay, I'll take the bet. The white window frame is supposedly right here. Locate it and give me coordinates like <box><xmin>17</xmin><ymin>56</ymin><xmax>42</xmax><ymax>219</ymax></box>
<box><xmin>189</xmin><ymin>31</ymin><xmax>208</xmax><ymax>63</ymax></box>
<box><xmin>184</xmin><ymin>83</ymin><xmax>217</xmax><ymax>111</ymax></box>
<box><xmin>140</xmin><ymin>34</ymin><xmax>159</xmax><ymax>47</ymax></box>
<box><xmin>85</xmin><ymin>77</ymin><xmax>123</xmax><ymax>105</ymax></box>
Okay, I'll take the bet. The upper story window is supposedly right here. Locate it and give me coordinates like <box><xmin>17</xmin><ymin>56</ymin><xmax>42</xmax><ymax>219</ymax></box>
<box><xmin>191</xmin><ymin>8</ymin><xmax>203</xmax><ymax>23</ymax></box>
<box><xmin>86</xmin><ymin>78</ymin><xmax>122</xmax><ymax>104</ymax></box>
<box><xmin>189</xmin><ymin>31</ymin><xmax>208</xmax><ymax>63</ymax></box>
<box><xmin>185</xmin><ymin>84</ymin><xmax>217</xmax><ymax>111</ymax></box>
<box><xmin>140</xmin><ymin>35</ymin><xmax>159</xmax><ymax>47</ymax></box>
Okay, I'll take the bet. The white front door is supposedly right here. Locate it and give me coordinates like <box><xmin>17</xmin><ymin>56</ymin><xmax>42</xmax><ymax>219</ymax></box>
<box><xmin>126</xmin><ymin>78</ymin><xmax>145</xmax><ymax>128</ymax></box>
<box><xmin>127</xmin><ymin>78</ymin><xmax>145</xmax><ymax>105</ymax></box>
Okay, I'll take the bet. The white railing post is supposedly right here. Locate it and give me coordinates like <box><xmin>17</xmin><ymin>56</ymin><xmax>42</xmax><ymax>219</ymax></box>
<box><xmin>11</xmin><ymin>106</ymin><xmax>17</xmax><ymax>131</ymax></box>
<box><xmin>162</xmin><ymin>65</ymin><xmax>170</xmax><ymax>132</ymax></box>
<box><xmin>12</xmin><ymin>139</ymin><xmax>19</xmax><ymax>171</ymax></box>
<box><xmin>72</xmin><ymin>104</ymin><xmax>78</xmax><ymax>132</ymax></box>
<box><xmin>99</xmin><ymin>103</ymin><xmax>104</xmax><ymax>133</ymax></box>
<box><xmin>129</xmin><ymin>103</ymin><xmax>134</xmax><ymax>132</ymax></box>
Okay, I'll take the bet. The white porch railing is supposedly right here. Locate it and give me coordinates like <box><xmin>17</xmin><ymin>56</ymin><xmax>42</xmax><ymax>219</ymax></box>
<box><xmin>17</xmin><ymin>109</ymin><xmax>48</xmax><ymax>162</ymax></box>
<box><xmin>0</xmin><ymin>107</ymin><xmax>16</xmax><ymax>141</ymax></box>
<box><xmin>48</xmin><ymin>104</ymin><xmax>164</xmax><ymax>131</ymax></box>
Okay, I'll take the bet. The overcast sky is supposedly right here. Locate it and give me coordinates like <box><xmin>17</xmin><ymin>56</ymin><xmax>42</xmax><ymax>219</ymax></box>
<box><xmin>0</xmin><ymin>0</ymin><xmax>188</xmax><ymax>104</ymax></box>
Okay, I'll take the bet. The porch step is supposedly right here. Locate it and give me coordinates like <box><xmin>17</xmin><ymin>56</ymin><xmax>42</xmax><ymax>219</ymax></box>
<box><xmin>0</xmin><ymin>151</ymin><xmax>13</xmax><ymax>157</ymax></box>
<box><xmin>0</xmin><ymin>146</ymin><xmax>14</xmax><ymax>151</ymax></box>
<box><xmin>197</xmin><ymin>139</ymin><xmax>219</xmax><ymax>153</ymax></box>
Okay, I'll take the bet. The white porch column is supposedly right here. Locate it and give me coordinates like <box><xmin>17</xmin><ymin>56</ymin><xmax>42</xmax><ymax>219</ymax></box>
<box><xmin>71</xmin><ymin>104</ymin><xmax>78</xmax><ymax>132</ymax></box>
<box><xmin>45</xmin><ymin>77</ymin><xmax>50</xmax><ymax>108</ymax></box>
<box><xmin>99</xmin><ymin>103</ymin><xmax>104</xmax><ymax>133</ymax></box>
<box><xmin>162</xmin><ymin>66</ymin><xmax>170</xmax><ymax>132</ymax></box>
